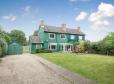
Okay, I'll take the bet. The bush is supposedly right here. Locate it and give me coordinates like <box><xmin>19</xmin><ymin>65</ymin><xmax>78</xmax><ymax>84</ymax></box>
<box><xmin>36</xmin><ymin>49</ymin><xmax>52</xmax><ymax>53</ymax></box>
<box><xmin>0</xmin><ymin>38</ymin><xmax>8</xmax><ymax>57</ymax></box>
<box><xmin>0</xmin><ymin>46</ymin><xmax>2</xmax><ymax>56</ymax></box>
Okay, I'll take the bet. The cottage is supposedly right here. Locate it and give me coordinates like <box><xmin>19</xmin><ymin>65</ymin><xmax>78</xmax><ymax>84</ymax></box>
<box><xmin>29</xmin><ymin>20</ymin><xmax>85</xmax><ymax>53</ymax></box>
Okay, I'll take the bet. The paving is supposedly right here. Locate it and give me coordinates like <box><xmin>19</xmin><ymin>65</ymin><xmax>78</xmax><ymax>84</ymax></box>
<box><xmin>0</xmin><ymin>53</ymin><xmax>95</xmax><ymax>84</ymax></box>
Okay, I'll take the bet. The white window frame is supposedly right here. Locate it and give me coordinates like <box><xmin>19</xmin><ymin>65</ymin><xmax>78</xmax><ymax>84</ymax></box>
<box><xmin>60</xmin><ymin>34</ymin><xmax>66</xmax><ymax>39</ymax></box>
<box><xmin>70</xmin><ymin>35</ymin><xmax>75</xmax><ymax>39</ymax></box>
<box><xmin>48</xmin><ymin>43</ymin><xmax>57</xmax><ymax>50</ymax></box>
<box><xmin>36</xmin><ymin>44</ymin><xmax>42</xmax><ymax>49</ymax></box>
<box><xmin>49</xmin><ymin>33</ymin><xmax>55</xmax><ymax>39</ymax></box>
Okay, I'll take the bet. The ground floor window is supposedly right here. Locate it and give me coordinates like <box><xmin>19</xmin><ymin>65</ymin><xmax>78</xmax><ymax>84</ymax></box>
<box><xmin>51</xmin><ymin>45</ymin><xmax>56</xmax><ymax>49</ymax></box>
<box><xmin>36</xmin><ymin>44</ymin><xmax>42</xmax><ymax>49</ymax></box>
<box><xmin>49</xmin><ymin>43</ymin><xmax>57</xmax><ymax>50</ymax></box>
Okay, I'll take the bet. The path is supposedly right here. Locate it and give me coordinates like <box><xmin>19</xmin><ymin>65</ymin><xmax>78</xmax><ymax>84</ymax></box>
<box><xmin>0</xmin><ymin>53</ymin><xmax>94</xmax><ymax>84</ymax></box>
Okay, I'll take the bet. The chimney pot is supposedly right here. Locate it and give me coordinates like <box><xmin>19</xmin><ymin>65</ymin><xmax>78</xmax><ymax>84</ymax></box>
<box><xmin>61</xmin><ymin>24</ymin><xmax>67</xmax><ymax>32</ymax></box>
<box><xmin>40</xmin><ymin>20</ymin><xmax>45</xmax><ymax>27</ymax></box>
<box><xmin>77</xmin><ymin>26</ymin><xmax>81</xmax><ymax>32</ymax></box>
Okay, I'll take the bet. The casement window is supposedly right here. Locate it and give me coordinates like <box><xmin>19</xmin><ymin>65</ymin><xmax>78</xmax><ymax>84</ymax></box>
<box><xmin>60</xmin><ymin>34</ymin><xmax>65</xmax><ymax>39</ymax></box>
<box><xmin>70</xmin><ymin>35</ymin><xmax>75</xmax><ymax>39</ymax></box>
<box><xmin>49</xmin><ymin>33</ymin><xmax>55</xmax><ymax>39</ymax></box>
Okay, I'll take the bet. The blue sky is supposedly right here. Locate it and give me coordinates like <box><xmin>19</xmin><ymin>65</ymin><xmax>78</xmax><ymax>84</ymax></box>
<box><xmin>0</xmin><ymin>0</ymin><xmax>114</xmax><ymax>41</ymax></box>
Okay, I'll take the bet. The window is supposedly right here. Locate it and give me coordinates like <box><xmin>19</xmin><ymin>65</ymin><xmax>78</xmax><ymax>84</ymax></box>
<box><xmin>36</xmin><ymin>44</ymin><xmax>42</xmax><ymax>49</ymax></box>
<box><xmin>70</xmin><ymin>35</ymin><xmax>75</xmax><ymax>39</ymax></box>
<box><xmin>49</xmin><ymin>43</ymin><xmax>57</xmax><ymax>50</ymax></box>
<box><xmin>49</xmin><ymin>33</ymin><xmax>55</xmax><ymax>39</ymax></box>
<box><xmin>51</xmin><ymin>45</ymin><xmax>56</xmax><ymax>49</ymax></box>
<box><xmin>79</xmin><ymin>36</ymin><xmax>82</xmax><ymax>40</ymax></box>
<box><xmin>61</xmin><ymin>34</ymin><xmax>65</xmax><ymax>39</ymax></box>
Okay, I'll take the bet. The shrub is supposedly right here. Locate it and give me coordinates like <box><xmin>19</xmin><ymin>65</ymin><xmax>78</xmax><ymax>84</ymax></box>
<box><xmin>0</xmin><ymin>46</ymin><xmax>2</xmax><ymax>56</ymax></box>
<box><xmin>36</xmin><ymin>49</ymin><xmax>52</xmax><ymax>53</ymax></box>
<box><xmin>0</xmin><ymin>38</ymin><xmax>8</xmax><ymax>57</ymax></box>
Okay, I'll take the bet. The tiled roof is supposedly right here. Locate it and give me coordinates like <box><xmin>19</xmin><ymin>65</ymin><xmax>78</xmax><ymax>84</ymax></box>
<box><xmin>43</xmin><ymin>25</ymin><xmax>85</xmax><ymax>35</ymax></box>
<box><xmin>30</xmin><ymin>36</ymin><xmax>42</xmax><ymax>43</ymax></box>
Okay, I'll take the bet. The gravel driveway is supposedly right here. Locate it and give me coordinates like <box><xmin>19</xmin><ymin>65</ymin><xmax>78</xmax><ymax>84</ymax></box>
<box><xmin>0</xmin><ymin>53</ymin><xmax>94</xmax><ymax>84</ymax></box>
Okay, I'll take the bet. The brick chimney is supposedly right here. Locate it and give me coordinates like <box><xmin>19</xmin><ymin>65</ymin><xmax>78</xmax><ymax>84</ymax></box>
<box><xmin>77</xmin><ymin>26</ymin><xmax>81</xmax><ymax>32</ymax></box>
<box><xmin>39</xmin><ymin>20</ymin><xmax>45</xmax><ymax>28</ymax></box>
<box><xmin>61</xmin><ymin>24</ymin><xmax>67</xmax><ymax>32</ymax></box>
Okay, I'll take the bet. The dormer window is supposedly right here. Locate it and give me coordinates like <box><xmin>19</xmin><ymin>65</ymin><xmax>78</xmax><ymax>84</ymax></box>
<box><xmin>49</xmin><ymin>33</ymin><xmax>55</xmax><ymax>39</ymax></box>
<box><xmin>61</xmin><ymin>34</ymin><xmax>65</xmax><ymax>39</ymax></box>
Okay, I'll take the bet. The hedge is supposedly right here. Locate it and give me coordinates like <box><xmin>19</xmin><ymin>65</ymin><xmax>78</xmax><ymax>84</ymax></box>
<box><xmin>36</xmin><ymin>49</ymin><xmax>52</xmax><ymax>53</ymax></box>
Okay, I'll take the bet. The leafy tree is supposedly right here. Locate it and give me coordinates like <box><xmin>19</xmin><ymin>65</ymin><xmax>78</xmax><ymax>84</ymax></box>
<box><xmin>98</xmin><ymin>32</ymin><xmax>114</xmax><ymax>55</ymax></box>
<box><xmin>10</xmin><ymin>30</ymin><xmax>27</xmax><ymax>46</ymax></box>
<box><xmin>0</xmin><ymin>27</ymin><xmax>11</xmax><ymax>43</ymax></box>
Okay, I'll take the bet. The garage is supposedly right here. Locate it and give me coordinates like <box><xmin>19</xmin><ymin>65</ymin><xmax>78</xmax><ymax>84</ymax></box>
<box><xmin>8</xmin><ymin>42</ymin><xmax>23</xmax><ymax>55</ymax></box>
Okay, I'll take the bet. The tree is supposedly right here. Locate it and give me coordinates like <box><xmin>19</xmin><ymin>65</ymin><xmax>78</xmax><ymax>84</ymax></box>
<box><xmin>98</xmin><ymin>32</ymin><xmax>114</xmax><ymax>55</ymax></box>
<box><xmin>10</xmin><ymin>30</ymin><xmax>27</xmax><ymax>46</ymax></box>
<box><xmin>0</xmin><ymin>27</ymin><xmax>11</xmax><ymax>43</ymax></box>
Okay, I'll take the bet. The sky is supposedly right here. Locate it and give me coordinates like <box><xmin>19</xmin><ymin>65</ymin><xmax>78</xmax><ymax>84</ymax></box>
<box><xmin>0</xmin><ymin>0</ymin><xmax>114</xmax><ymax>42</ymax></box>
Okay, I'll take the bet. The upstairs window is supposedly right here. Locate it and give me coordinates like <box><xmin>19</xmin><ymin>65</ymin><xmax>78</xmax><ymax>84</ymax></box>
<box><xmin>49</xmin><ymin>33</ymin><xmax>55</xmax><ymax>39</ymax></box>
<box><xmin>61</xmin><ymin>34</ymin><xmax>65</xmax><ymax>39</ymax></box>
<box><xmin>70</xmin><ymin>35</ymin><xmax>75</xmax><ymax>39</ymax></box>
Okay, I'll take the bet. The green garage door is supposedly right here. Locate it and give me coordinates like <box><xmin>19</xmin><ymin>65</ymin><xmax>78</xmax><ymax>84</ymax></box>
<box><xmin>8</xmin><ymin>42</ymin><xmax>23</xmax><ymax>55</ymax></box>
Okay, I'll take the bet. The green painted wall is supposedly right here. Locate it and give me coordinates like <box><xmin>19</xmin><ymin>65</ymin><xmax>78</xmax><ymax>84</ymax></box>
<box><xmin>8</xmin><ymin>42</ymin><xmax>23</xmax><ymax>55</ymax></box>
<box><xmin>29</xmin><ymin>26</ymin><xmax>85</xmax><ymax>52</ymax></box>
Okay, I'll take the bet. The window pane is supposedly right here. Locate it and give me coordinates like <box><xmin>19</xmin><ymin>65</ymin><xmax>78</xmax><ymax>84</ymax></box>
<box><xmin>50</xmin><ymin>33</ymin><xmax>55</xmax><ymax>38</ymax></box>
<box><xmin>51</xmin><ymin>45</ymin><xmax>56</xmax><ymax>49</ymax></box>
<box><xmin>61</xmin><ymin>34</ymin><xmax>65</xmax><ymax>38</ymax></box>
<box><xmin>70</xmin><ymin>35</ymin><xmax>75</xmax><ymax>39</ymax></box>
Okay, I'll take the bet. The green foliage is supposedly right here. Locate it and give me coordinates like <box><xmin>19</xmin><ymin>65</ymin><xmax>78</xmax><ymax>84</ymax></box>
<box><xmin>0</xmin><ymin>27</ymin><xmax>11</xmax><ymax>44</ymax></box>
<box><xmin>0</xmin><ymin>38</ymin><xmax>8</xmax><ymax>57</ymax></box>
<box><xmin>73</xmin><ymin>40</ymin><xmax>91</xmax><ymax>53</ymax></box>
<box><xmin>0</xmin><ymin>46</ymin><xmax>2</xmax><ymax>56</ymax></box>
<box><xmin>91</xmin><ymin>32</ymin><xmax>114</xmax><ymax>55</ymax></box>
<box><xmin>10</xmin><ymin>30</ymin><xmax>27</xmax><ymax>46</ymax></box>
<box><xmin>36</xmin><ymin>49</ymin><xmax>52</xmax><ymax>53</ymax></box>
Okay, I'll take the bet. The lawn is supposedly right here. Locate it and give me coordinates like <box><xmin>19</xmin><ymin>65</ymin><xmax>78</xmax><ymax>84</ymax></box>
<box><xmin>37</xmin><ymin>53</ymin><xmax>114</xmax><ymax>84</ymax></box>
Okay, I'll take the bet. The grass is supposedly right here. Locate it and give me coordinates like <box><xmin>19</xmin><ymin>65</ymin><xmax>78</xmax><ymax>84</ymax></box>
<box><xmin>37</xmin><ymin>53</ymin><xmax>114</xmax><ymax>84</ymax></box>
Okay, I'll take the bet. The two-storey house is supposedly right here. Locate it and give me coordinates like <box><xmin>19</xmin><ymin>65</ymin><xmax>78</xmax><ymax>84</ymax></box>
<box><xmin>29</xmin><ymin>20</ymin><xmax>85</xmax><ymax>53</ymax></box>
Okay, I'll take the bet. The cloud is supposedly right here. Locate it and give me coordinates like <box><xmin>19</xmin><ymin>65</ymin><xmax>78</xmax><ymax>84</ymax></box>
<box><xmin>23</xmin><ymin>6</ymin><xmax>31</xmax><ymax>16</ymax></box>
<box><xmin>2</xmin><ymin>14</ymin><xmax>16</xmax><ymax>21</ymax></box>
<box><xmin>25</xmin><ymin>6</ymin><xmax>31</xmax><ymax>12</ymax></box>
<box><xmin>76</xmin><ymin>11</ymin><xmax>87</xmax><ymax>21</ymax></box>
<box><xmin>89</xmin><ymin>2</ymin><xmax>114</xmax><ymax>31</ymax></box>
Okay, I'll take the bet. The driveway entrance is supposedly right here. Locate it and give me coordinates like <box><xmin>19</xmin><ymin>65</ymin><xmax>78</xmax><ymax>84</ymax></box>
<box><xmin>0</xmin><ymin>54</ymin><xmax>93</xmax><ymax>84</ymax></box>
